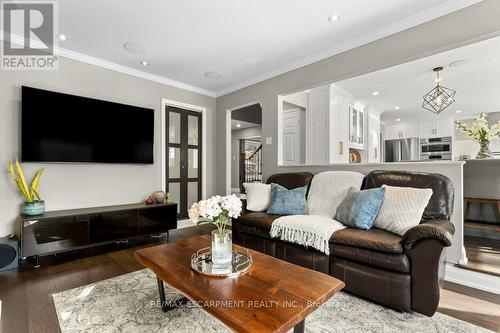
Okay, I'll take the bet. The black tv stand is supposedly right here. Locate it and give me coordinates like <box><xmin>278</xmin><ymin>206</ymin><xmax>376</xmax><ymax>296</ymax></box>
<box><xmin>19</xmin><ymin>202</ymin><xmax>177</xmax><ymax>267</ymax></box>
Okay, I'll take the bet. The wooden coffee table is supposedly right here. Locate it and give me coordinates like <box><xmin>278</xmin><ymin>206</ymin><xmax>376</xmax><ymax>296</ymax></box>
<box><xmin>135</xmin><ymin>235</ymin><xmax>344</xmax><ymax>333</ymax></box>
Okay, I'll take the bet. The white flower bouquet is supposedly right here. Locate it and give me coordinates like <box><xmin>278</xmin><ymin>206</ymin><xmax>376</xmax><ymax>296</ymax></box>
<box><xmin>188</xmin><ymin>194</ymin><xmax>242</xmax><ymax>236</ymax></box>
<box><xmin>189</xmin><ymin>194</ymin><xmax>242</xmax><ymax>265</ymax></box>
<box><xmin>456</xmin><ymin>112</ymin><xmax>500</xmax><ymax>159</ymax></box>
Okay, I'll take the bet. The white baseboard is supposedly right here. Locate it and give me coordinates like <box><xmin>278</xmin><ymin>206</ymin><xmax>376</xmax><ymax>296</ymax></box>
<box><xmin>445</xmin><ymin>264</ymin><xmax>500</xmax><ymax>295</ymax></box>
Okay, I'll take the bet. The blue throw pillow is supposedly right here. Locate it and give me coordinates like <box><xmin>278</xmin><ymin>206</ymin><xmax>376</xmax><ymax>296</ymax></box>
<box><xmin>335</xmin><ymin>187</ymin><xmax>386</xmax><ymax>229</ymax></box>
<box><xmin>267</xmin><ymin>183</ymin><xmax>308</xmax><ymax>215</ymax></box>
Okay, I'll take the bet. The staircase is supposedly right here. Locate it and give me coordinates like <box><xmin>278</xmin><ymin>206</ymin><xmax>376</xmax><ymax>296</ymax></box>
<box><xmin>240</xmin><ymin>143</ymin><xmax>262</xmax><ymax>192</ymax></box>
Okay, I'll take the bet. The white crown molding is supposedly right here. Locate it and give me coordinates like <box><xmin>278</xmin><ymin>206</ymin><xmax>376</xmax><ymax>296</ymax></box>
<box><xmin>215</xmin><ymin>0</ymin><xmax>484</xmax><ymax>97</ymax></box>
<box><xmin>0</xmin><ymin>32</ymin><xmax>216</xmax><ymax>98</ymax></box>
<box><xmin>0</xmin><ymin>0</ymin><xmax>483</xmax><ymax>99</ymax></box>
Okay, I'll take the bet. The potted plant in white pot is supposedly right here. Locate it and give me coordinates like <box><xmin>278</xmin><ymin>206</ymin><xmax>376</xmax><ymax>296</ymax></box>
<box><xmin>188</xmin><ymin>194</ymin><xmax>242</xmax><ymax>266</ymax></box>
<box><xmin>8</xmin><ymin>159</ymin><xmax>45</xmax><ymax>215</ymax></box>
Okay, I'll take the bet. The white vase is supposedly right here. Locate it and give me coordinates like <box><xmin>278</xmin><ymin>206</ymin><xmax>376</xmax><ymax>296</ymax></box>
<box><xmin>211</xmin><ymin>229</ymin><xmax>232</xmax><ymax>266</ymax></box>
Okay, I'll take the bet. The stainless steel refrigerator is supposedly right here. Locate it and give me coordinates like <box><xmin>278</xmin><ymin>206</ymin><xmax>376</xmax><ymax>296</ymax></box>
<box><xmin>384</xmin><ymin>138</ymin><xmax>420</xmax><ymax>162</ymax></box>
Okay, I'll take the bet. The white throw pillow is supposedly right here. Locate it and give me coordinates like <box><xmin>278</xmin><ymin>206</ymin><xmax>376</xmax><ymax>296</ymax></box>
<box><xmin>243</xmin><ymin>183</ymin><xmax>271</xmax><ymax>212</ymax></box>
<box><xmin>373</xmin><ymin>185</ymin><xmax>433</xmax><ymax>236</ymax></box>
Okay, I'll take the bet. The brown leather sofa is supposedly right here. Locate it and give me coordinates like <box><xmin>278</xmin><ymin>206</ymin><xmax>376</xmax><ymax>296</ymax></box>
<box><xmin>233</xmin><ymin>170</ymin><xmax>455</xmax><ymax>316</ymax></box>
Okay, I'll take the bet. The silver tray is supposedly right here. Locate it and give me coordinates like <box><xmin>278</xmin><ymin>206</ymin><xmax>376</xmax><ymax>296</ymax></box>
<box><xmin>191</xmin><ymin>247</ymin><xmax>253</xmax><ymax>277</ymax></box>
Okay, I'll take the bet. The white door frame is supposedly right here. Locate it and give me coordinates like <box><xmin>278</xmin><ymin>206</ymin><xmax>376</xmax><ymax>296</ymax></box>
<box><xmin>225</xmin><ymin>101</ymin><xmax>261</xmax><ymax>195</ymax></box>
<box><xmin>161</xmin><ymin>98</ymin><xmax>207</xmax><ymax>200</ymax></box>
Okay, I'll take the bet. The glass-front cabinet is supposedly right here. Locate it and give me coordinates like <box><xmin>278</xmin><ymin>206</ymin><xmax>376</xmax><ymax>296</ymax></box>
<box><xmin>349</xmin><ymin>106</ymin><xmax>365</xmax><ymax>150</ymax></box>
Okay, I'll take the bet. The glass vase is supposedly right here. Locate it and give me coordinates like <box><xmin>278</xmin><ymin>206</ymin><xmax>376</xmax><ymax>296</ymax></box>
<box><xmin>476</xmin><ymin>140</ymin><xmax>493</xmax><ymax>159</ymax></box>
<box><xmin>211</xmin><ymin>229</ymin><xmax>232</xmax><ymax>266</ymax></box>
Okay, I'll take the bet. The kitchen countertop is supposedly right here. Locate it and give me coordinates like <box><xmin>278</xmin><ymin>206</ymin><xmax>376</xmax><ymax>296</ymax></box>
<box><xmin>279</xmin><ymin>160</ymin><xmax>466</xmax><ymax>167</ymax></box>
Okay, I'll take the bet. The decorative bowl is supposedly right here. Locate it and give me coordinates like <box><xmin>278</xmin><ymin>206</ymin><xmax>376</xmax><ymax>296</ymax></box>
<box><xmin>153</xmin><ymin>191</ymin><xmax>166</xmax><ymax>204</ymax></box>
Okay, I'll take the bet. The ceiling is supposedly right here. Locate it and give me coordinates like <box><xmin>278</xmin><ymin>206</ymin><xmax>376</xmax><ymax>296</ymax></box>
<box><xmin>6</xmin><ymin>0</ymin><xmax>482</xmax><ymax>97</ymax></box>
<box><xmin>231</xmin><ymin>119</ymin><xmax>260</xmax><ymax>131</ymax></box>
<box><xmin>336</xmin><ymin>36</ymin><xmax>500</xmax><ymax>124</ymax></box>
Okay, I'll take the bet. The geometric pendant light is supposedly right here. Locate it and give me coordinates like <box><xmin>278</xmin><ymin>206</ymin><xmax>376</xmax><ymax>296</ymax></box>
<box><xmin>422</xmin><ymin>66</ymin><xmax>456</xmax><ymax>114</ymax></box>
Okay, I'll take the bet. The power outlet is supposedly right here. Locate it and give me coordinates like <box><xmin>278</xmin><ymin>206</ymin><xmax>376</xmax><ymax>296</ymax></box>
<box><xmin>265</xmin><ymin>137</ymin><xmax>272</xmax><ymax>145</ymax></box>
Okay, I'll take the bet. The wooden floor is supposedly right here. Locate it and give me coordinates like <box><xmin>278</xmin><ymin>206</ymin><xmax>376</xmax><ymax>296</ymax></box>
<box><xmin>1</xmin><ymin>224</ymin><xmax>499</xmax><ymax>333</ymax></box>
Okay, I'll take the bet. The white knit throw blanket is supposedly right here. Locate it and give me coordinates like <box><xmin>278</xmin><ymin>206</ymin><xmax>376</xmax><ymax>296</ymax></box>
<box><xmin>270</xmin><ymin>215</ymin><xmax>346</xmax><ymax>255</ymax></box>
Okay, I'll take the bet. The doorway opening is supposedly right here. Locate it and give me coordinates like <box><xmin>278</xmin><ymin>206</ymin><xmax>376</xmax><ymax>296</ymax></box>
<box><xmin>227</xmin><ymin>103</ymin><xmax>262</xmax><ymax>196</ymax></box>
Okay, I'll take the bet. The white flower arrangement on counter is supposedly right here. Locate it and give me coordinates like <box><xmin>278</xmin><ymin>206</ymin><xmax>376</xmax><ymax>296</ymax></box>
<box><xmin>455</xmin><ymin>112</ymin><xmax>500</xmax><ymax>143</ymax></box>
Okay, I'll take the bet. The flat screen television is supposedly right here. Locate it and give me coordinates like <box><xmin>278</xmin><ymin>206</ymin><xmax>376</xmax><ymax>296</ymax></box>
<box><xmin>21</xmin><ymin>86</ymin><xmax>154</xmax><ymax>164</ymax></box>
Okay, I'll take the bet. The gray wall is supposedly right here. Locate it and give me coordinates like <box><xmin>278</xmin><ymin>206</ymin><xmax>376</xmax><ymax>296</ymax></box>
<box><xmin>215</xmin><ymin>0</ymin><xmax>500</xmax><ymax>195</ymax></box>
<box><xmin>0</xmin><ymin>56</ymin><xmax>216</xmax><ymax>236</ymax></box>
<box><xmin>231</xmin><ymin>127</ymin><xmax>262</xmax><ymax>188</ymax></box>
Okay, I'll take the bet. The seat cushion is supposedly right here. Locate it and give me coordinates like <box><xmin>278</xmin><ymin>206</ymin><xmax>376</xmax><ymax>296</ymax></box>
<box><xmin>330</xmin><ymin>227</ymin><xmax>403</xmax><ymax>254</ymax></box>
<box><xmin>236</xmin><ymin>211</ymin><xmax>280</xmax><ymax>234</ymax></box>
<box><xmin>331</xmin><ymin>244</ymin><xmax>410</xmax><ymax>273</ymax></box>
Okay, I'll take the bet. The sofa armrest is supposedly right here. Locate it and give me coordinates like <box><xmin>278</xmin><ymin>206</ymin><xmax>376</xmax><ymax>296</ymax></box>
<box><xmin>402</xmin><ymin>219</ymin><xmax>455</xmax><ymax>253</ymax></box>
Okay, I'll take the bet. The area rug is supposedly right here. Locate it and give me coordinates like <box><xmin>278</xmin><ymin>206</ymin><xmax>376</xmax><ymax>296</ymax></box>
<box><xmin>52</xmin><ymin>269</ymin><xmax>490</xmax><ymax>333</ymax></box>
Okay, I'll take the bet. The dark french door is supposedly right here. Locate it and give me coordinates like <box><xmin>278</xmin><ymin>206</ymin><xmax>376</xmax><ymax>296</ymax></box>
<box><xmin>166</xmin><ymin>106</ymin><xmax>202</xmax><ymax>217</ymax></box>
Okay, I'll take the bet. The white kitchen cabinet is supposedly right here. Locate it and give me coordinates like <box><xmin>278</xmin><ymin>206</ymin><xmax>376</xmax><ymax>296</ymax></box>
<box><xmin>419</xmin><ymin>120</ymin><xmax>435</xmax><ymax>138</ymax></box>
<box><xmin>349</xmin><ymin>106</ymin><xmax>365</xmax><ymax>150</ymax></box>
<box><xmin>367</xmin><ymin>108</ymin><xmax>381</xmax><ymax>163</ymax></box>
<box><xmin>384</xmin><ymin>122</ymin><xmax>419</xmax><ymax>140</ymax></box>
<box><xmin>437</xmin><ymin>118</ymin><xmax>454</xmax><ymax>137</ymax></box>
<box><xmin>419</xmin><ymin>118</ymin><xmax>454</xmax><ymax>138</ymax></box>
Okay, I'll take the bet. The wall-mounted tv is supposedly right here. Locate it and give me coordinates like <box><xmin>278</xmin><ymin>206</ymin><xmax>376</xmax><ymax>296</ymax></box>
<box><xmin>21</xmin><ymin>86</ymin><xmax>154</xmax><ymax>164</ymax></box>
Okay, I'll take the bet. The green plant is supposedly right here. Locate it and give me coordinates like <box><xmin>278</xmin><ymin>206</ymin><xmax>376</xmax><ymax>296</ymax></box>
<box><xmin>7</xmin><ymin>159</ymin><xmax>44</xmax><ymax>203</ymax></box>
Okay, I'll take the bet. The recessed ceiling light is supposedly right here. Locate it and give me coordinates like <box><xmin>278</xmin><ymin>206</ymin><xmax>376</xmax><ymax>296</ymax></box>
<box><xmin>236</xmin><ymin>123</ymin><xmax>241</xmax><ymax>128</ymax></box>
<box><xmin>456</xmin><ymin>110</ymin><xmax>462</xmax><ymax>113</ymax></box>
<box><xmin>140</xmin><ymin>61</ymin><xmax>149</xmax><ymax>66</ymax></box>
<box><xmin>123</xmin><ymin>41</ymin><xmax>151</xmax><ymax>54</ymax></box>
<box><xmin>59</xmin><ymin>34</ymin><xmax>67</xmax><ymax>41</ymax></box>
<box><xmin>327</xmin><ymin>15</ymin><xmax>340</xmax><ymax>23</ymax></box>
<box><xmin>204</xmin><ymin>71</ymin><xmax>223</xmax><ymax>79</ymax></box>
<box><xmin>372</xmin><ymin>91</ymin><xmax>379</xmax><ymax>96</ymax></box>
<box><xmin>395</xmin><ymin>106</ymin><xmax>400</xmax><ymax>110</ymax></box>
<box><xmin>396</xmin><ymin>118</ymin><xmax>401</xmax><ymax>122</ymax></box>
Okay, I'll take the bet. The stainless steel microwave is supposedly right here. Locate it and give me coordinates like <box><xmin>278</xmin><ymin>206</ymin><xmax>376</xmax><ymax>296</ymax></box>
<box><xmin>420</xmin><ymin>137</ymin><xmax>452</xmax><ymax>153</ymax></box>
